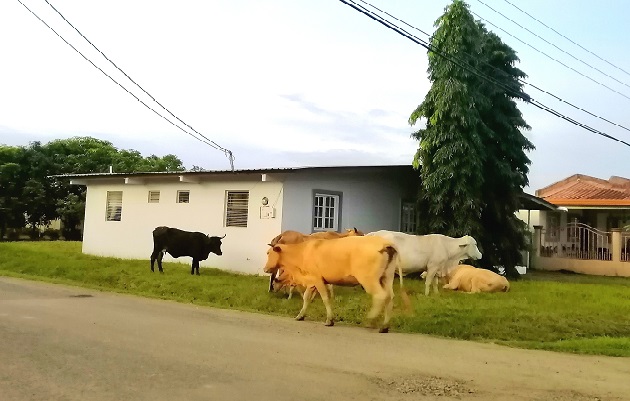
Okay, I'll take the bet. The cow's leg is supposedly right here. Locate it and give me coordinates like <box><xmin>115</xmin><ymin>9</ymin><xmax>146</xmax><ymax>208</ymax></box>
<box><xmin>424</xmin><ymin>264</ymin><xmax>440</xmax><ymax>296</ymax></box>
<box><xmin>150</xmin><ymin>251</ymin><xmax>157</xmax><ymax>272</ymax></box>
<box><xmin>443</xmin><ymin>276</ymin><xmax>459</xmax><ymax>290</ymax></box>
<box><xmin>295</xmin><ymin>286</ymin><xmax>315</xmax><ymax>321</ymax></box>
<box><xmin>191</xmin><ymin>259</ymin><xmax>200</xmax><ymax>275</ymax></box>
<box><xmin>268</xmin><ymin>270</ymin><xmax>277</xmax><ymax>292</ymax></box>
<box><xmin>379</xmin><ymin>267</ymin><xmax>396</xmax><ymax>333</ymax></box>
<box><xmin>156</xmin><ymin>251</ymin><xmax>165</xmax><ymax>273</ymax></box>
<box><xmin>313</xmin><ymin>282</ymin><xmax>334</xmax><ymax>326</ymax></box>
<box><xmin>361</xmin><ymin>280</ymin><xmax>389</xmax><ymax>329</ymax></box>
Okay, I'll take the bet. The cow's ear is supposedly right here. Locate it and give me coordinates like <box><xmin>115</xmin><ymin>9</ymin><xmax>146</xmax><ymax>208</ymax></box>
<box><xmin>273</xmin><ymin>246</ymin><xmax>282</xmax><ymax>253</ymax></box>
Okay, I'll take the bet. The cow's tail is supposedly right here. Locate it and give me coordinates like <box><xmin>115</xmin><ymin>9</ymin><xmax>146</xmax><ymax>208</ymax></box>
<box><xmin>503</xmin><ymin>279</ymin><xmax>510</xmax><ymax>292</ymax></box>
<box><xmin>383</xmin><ymin>246</ymin><xmax>411</xmax><ymax>312</ymax></box>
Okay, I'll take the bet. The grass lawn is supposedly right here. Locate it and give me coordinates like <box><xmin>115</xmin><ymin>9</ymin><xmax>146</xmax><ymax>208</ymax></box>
<box><xmin>1</xmin><ymin>241</ymin><xmax>630</xmax><ymax>357</ymax></box>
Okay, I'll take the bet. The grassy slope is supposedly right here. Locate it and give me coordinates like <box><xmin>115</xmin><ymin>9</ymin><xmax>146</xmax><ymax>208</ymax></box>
<box><xmin>1</xmin><ymin>241</ymin><xmax>629</xmax><ymax>357</ymax></box>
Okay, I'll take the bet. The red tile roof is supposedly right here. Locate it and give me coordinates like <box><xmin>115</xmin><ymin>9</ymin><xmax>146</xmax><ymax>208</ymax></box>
<box><xmin>536</xmin><ymin>174</ymin><xmax>630</xmax><ymax>206</ymax></box>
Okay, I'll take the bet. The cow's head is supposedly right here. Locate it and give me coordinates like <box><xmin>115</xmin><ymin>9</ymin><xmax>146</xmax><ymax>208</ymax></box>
<box><xmin>205</xmin><ymin>234</ymin><xmax>225</xmax><ymax>256</ymax></box>
<box><xmin>270</xmin><ymin>268</ymin><xmax>292</xmax><ymax>292</ymax></box>
<box><xmin>460</xmin><ymin>236</ymin><xmax>482</xmax><ymax>260</ymax></box>
<box><xmin>345</xmin><ymin>227</ymin><xmax>365</xmax><ymax>236</ymax></box>
<box><xmin>264</xmin><ymin>244</ymin><xmax>283</xmax><ymax>274</ymax></box>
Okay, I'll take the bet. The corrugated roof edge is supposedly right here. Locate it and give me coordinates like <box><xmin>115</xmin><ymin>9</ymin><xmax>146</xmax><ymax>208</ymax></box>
<box><xmin>49</xmin><ymin>164</ymin><xmax>413</xmax><ymax>179</ymax></box>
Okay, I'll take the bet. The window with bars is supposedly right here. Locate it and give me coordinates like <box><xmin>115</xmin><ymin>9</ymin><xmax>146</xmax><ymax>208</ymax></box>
<box><xmin>546</xmin><ymin>212</ymin><xmax>560</xmax><ymax>240</ymax></box>
<box><xmin>177</xmin><ymin>190</ymin><xmax>190</xmax><ymax>203</ymax></box>
<box><xmin>313</xmin><ymin>191</ymin><xmax>340</xmax><ymax>231</ymax></box>
<box><xmin>106</xmin><ymin>191</ymin><xmax>122</xmax><ymax>221</ymax></box>
<box><xmin>148</xmin><ymin>190</ymin><xmax>160</xmax><ymax>203</ymax></box>
<box><xmin>401</xmin><ymin>202</ymin><xmax>417</xmax><ymax>234</ymax></box>
<box><xmin>225</xmin><ymin>191</ymin><xmax>249</xmax><ymax>227</ymax></box>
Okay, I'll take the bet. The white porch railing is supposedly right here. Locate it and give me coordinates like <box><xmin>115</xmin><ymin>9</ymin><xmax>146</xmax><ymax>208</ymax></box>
<box><xmin>541</xmin><ymin>222</ymin><xmax>612</xmax><ymax>261</ymax></box>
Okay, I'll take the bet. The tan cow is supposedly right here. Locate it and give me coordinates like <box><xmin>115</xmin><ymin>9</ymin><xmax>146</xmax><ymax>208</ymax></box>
<box><xmin>263</xmin><ymin>236</ymin><xmax>405</xmax><ymax>333</ymax></box>
<box><xmin>268</xmin><ymin>228</ymin><xmax>364</xmax><ymax>297</ymax></box>
<box><xmin>442</xmin><ymin>264</ymin><xmax>510</xmax><ymax>293</ymax></box>
<box><xmin>269</xmin><ymin>227</ymin><xmax>364</xmax><ymax>246</ymax></box>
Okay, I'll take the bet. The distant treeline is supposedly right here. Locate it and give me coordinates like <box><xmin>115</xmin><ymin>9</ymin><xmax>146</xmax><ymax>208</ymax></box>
<box><xmin>0</xmin><ymin>136</ymin><xmax>187</xmax><ymax>240</ymax></box>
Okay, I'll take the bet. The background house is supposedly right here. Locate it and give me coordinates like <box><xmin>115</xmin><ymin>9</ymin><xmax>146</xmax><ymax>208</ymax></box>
<box><xmin>536</xmin><ymin>174</ymin><xmax>630</xmax><ymax>233</ymax></box>
<box><xmin>522</xmin><ymin>174</ymin><xmax>630</xmax><ymax>276</ymax></box>
<box><xmin>63</xmin><ymin>165</ymin><xmax>419</xmax><ymax>275</ymax></box>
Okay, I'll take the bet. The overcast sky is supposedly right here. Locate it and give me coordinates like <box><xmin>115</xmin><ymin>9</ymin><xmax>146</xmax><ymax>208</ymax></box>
<box><xmin>1</xmin><ymin>0</ymin><xmax>629</xmax><ymax>192</ymax></box>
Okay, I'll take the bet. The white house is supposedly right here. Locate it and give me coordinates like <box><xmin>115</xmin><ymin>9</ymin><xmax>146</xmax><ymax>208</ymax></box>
<box><xmin>62</xmin><ymin>165</ymin><xmax>419</xmax><ymax>275</ymax></box>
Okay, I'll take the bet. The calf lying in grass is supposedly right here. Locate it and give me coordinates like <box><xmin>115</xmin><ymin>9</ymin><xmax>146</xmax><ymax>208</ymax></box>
<box><xmin>442</xmin><ymin>265</ymin><xmax>510</xmax><ymax>293</ymax></box>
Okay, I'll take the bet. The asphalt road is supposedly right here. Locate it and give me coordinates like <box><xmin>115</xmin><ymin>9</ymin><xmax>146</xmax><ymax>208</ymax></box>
<box><xmin>1</xmin><ymin>277</ymin><xmax>629</xmax><ymax>401</ymax></box>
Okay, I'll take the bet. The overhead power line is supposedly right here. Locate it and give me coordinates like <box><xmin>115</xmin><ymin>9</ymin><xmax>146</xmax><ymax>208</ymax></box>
<box><xmin>473</xmin><ymin>0</ymin><xmax>630</xmax><ymax>92</ymax></box>
<box><xmin>340</xmin><ymin>0</ymin><xmax>630</xmax><ymax>148</ymax></box>
<box><xmin>17</xmin><ymin>0</ymin><xmax>235</xmax><ymax>171</ymax></box>
<box><xmin>501</xmin><ymin>0</ymin><xmax>630</xmax><ymax>79</ymax></box>
<box><xmin>469</xmin><ymin>10</ymin><xmax>630</xmax><ymax>103</ymax></box>
<box><xmin>354</xmin><ymin>0</ymin><xmax>630</xmax><ymax>135</ymax></box>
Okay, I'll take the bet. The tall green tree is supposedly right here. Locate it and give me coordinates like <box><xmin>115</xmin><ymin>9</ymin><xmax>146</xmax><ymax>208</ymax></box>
<box><xmin>0</xmin><ymin>145</ymin><xmax>27</xmax><ymax>239</ymax></box>
<box><xmin>0</xmin><ymin>136</ymin><xmax>187</xmax><ymax>240</ymax></box>
<box><xmin>409</xmin><ymin>0</ymin><xmax>533</xmax><ymax>278</ymax></box>
<box><xmin>409</xmin><ymin>0</ymin><xmax>487</xmax><ymax>238</ymax></box>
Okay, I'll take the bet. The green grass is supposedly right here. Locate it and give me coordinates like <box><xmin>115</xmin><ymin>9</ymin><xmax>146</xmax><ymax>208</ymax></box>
<box><xmin>2</xmin><ymin>241</ymin><xmax>630</xmax><ymax>357</ymax></box>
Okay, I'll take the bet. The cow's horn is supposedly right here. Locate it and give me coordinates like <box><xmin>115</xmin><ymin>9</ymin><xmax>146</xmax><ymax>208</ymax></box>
<box><xmin>221</xmin><ymin>234</ymin><xmax>226</xmax><ymax>239</ymax></box>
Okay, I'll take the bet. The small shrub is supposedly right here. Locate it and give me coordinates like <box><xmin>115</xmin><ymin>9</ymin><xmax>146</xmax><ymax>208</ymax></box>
<box><xmin>44</xmin><ymin>229</ymin><xmax>61</xmax><ymax>241</ymax></box>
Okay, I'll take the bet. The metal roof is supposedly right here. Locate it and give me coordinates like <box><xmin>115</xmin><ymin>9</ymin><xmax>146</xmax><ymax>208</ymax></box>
<box><xmin>50</xmin><ymin>164</ymin><xmax>412</xmax><ymax>179</ymax></box>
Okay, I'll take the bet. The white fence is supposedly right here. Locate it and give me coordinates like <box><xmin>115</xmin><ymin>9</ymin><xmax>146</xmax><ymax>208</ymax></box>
<box><xmin>541</xmin><ymin>221</ymin><xmax>612</xmax><ymax>261</ymax></box>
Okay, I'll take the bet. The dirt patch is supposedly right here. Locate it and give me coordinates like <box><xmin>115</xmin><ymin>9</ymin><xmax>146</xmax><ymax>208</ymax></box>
<box><xmin>546</xmin><ymin>390</ymin><xmax>608</xmax><ymax>401</ymax></box>
<box><xmin>377</xmin><ymin>375</ymin><xmax>475</xmax><ymax>397</ymax></box>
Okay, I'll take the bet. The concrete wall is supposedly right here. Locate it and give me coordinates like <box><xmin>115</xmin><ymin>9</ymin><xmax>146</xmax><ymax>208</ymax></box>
<box><xmin>532</xmin><ymin>256</ymin><xmax>630</xmax><ymax>277</ymax></box>
<box><xmin>281</xmin><ymin>171</ymin><xmax>405</xmax><ymax>234</ymax></box>
<box><xmin>82</xmin><ymin>179</ymin><xmax>283</xmax><ymax>275</ymax></box>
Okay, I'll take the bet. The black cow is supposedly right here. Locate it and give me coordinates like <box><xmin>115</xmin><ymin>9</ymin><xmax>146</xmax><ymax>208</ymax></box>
<box><xmin>150</xmin><ymin>226</ymin><xmax>225</xmax><ymax>275</ymax></box>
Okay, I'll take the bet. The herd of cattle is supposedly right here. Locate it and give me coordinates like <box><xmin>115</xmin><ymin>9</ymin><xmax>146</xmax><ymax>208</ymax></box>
<box><xmin>150</xmin><ymin>225</ymin><xmax>510</xmax><ymax>333</ymax></box>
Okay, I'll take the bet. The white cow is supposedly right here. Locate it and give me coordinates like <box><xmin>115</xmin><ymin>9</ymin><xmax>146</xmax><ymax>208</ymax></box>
<box><xmin>366</xmin><ymin>230</ymin><xmax>482</xmax><ymax>295</ymax></box>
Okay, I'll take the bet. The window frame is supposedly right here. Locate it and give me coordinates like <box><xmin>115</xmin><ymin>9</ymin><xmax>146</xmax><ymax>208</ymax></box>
<box><xmin>400</xmin><ymin>201</ymin><xmax>418</xmax><ymax>234</ymax></box>
<box><xmin>148</xmin><ymin>190</ymin><xmax>160</xmax><ymax>203</ymax></box>
<box><xmin>312</xmin><ymin>190</ymin><xmax>343</xmax><ymax>232</ymax></box>
<box><xmin>177</xmin><ymin>190</ymin><xmax>190</xmax><ymax>204</ymax></box>
<box><xmin>225</xmin><ymin>190</ymin><xmax>249</xmax><ymax>228</ymax></box>
<box><xmin>105</xmin><ymin>191</ymin><xmax>123</xmax><ymax>222</ymax></box>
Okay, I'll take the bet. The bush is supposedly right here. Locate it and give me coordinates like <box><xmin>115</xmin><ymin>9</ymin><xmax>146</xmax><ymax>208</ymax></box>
<box><xmin>6</xmin><ymin>230</ymin><xmax>19</xmax><ymax>241</ymax></box>
<box><xmin>43</xmin><ymin>228</ymin><xmax>61</xmax><ymax>241</ymax></box>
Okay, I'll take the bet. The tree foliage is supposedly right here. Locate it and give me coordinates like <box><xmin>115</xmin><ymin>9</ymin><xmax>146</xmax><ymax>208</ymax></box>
<box><xmin>409</xmin><ymin>0</ymin><xmax>534</xmax><ymax>278</ymax></box>
<box><xmin>0</xmin><ymin>136</ymin><xmax>188</xmax><ymax>240</ymax></box>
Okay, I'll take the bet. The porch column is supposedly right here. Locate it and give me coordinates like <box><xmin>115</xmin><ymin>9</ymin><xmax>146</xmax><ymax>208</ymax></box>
<box><xmin>611</xmin><ymin>228</ymin><xmax>621</xmax><ymax>263</ymax></box>
<box><xmin>533</xmin><ymin>225</ymin><xmax>543</xmax><ymax>257</ymax></box>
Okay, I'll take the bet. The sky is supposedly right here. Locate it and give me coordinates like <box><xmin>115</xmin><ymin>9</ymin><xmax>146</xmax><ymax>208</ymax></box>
<box><xmin>1</xmin><ymin>0</ymin><xmax>629</xmax><ymax>193</ymax></box>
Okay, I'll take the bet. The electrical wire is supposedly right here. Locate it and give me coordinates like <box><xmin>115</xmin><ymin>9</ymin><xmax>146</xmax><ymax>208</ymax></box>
<box><xmin>341</xmin><ymin>0</ymin><xmax>630</xmax><ymax>148</ymax></box>
<box><xmin>501</xmin><ymin>0</ymin><xmax>630</xmax><ymax>78</ymax></box>
<box><xmin>473</xmin><ymin>0</ymin><xmax>630</xmax><ymax>91</ymax></box>
<box><xmin>354</xmin><ymin>0</ymin><xmax>630</xmax><ymax>134</ymax></box>
<box><xmin>469</xmin><ymin>10</ymin><xmax>630</xmax><ymax>102</ymax></box>
<box><xmin>17</xmin><ymin>0</ymin><xmax>235</xmax><ymax>170</ymax></box>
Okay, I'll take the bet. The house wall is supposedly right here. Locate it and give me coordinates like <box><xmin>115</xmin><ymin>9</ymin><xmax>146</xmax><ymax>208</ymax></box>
<box><xmin>82</xmin><ymin>179</ymin><xmax>283</xmax><ymax>275</ymax></box>
<box><xmin>281</xmin><ymin>171</ymin><xmax>406</xmax><ymax>234</ymax></box>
